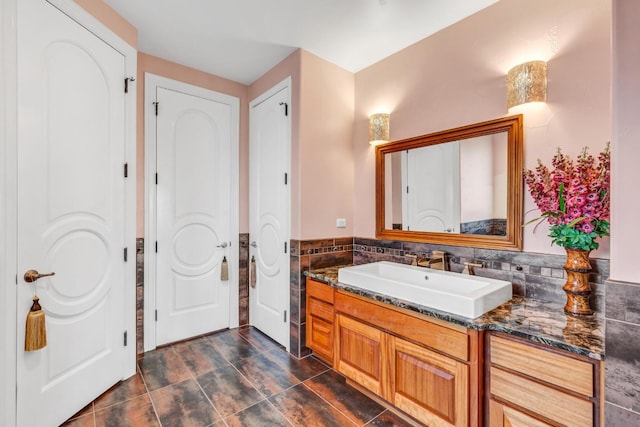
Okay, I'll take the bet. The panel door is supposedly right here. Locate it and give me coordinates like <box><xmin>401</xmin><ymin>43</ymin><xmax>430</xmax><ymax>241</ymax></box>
<box><xmin>389</xmin><ymin>336</ymin><xmax>469</xmax><ymax>427</ymax></box>
<box><xmin>249</xmin><ymin>82</ymin><xmax>290</xmax><ymax>348</ymax></box>
<box><xmin>155</xmin><ymin>86</ymin><xmax>232</xmax><ymax>345</ymax></box>
<box><xmin>334</xmin><ymin>314</ymin><xmax>387</xmax><ymax>397</ymax></box>
<box><xmin>16</xmin><ymin>0</ymin><xmax>129</xmax><ymax>424</ymax></box>
<box><xmin>402</xmin><ymin>142</ymin><xmax>461</xmax><ymax>232</ymax></box>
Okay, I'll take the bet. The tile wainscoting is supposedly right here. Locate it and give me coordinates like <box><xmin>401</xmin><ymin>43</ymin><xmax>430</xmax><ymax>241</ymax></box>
<box><xmin>605</xmin><ymin>278</ymin><xmax>640</xmax><ymax>425</ymax></box>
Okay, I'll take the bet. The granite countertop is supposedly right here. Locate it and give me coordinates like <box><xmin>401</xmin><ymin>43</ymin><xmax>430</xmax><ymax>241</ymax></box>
<box><xmin>305</xmin><ymin>265</ymin><xmax>604</xmax><ymax>360</ymax></box>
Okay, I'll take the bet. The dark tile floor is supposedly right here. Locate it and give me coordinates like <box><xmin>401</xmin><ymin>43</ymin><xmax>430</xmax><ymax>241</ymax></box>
<box><xmin>62</xmin><ymin>326</ymin><xmax>417</xmax><ymax>426</ymax></box>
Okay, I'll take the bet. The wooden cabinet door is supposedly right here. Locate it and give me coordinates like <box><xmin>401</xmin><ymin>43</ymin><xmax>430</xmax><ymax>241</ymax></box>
<box><xmin>389</xmin><ymin>336</ymin><xmax>469</xmax><ymax>427</ymax></box>
<box><xmin>306</xmin><ymin>308</ymin><xmax>333</xmax><ymax>362</ymax></box>
<box><xmin>334</xmin><ymin>314</ymin><xmax>388</xmax><ymax>397</ymax></box>
<box><xmin>489</xmin><ymin>399</ymin><xmax>552</xmax><ymax>427</ymax></box>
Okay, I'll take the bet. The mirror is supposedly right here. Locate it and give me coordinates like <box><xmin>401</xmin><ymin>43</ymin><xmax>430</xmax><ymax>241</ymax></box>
<box><xmin>376</xmin><ymin>115</ymin><xmax>523</xmax><ymax>250</ymax></box>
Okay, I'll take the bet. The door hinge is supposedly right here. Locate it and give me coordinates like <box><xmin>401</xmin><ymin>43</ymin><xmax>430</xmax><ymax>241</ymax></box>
<box><xmin>155</xmin><ymin>241</ymin><xmax>158</xmax><ymax>253</ymax></box>
<box><xmin>284</xmin><ymin>172</ymin><xmax>288</xmax><ymax>185</ymax></box>
<box><xmin>284</xmin><ymin>310</ymin><xmax>287</xmax><ymax>323</ymax></box>
<box><xmin>124</xmin><ymin>162</ymin><xmax>129</xmax><ymax>178</ymax></box>
<box><xmin>155</xmin><ymin>173</ymin><xmax>158</xmax><ymax>185</ymax></box>
<box><xmin>15</xmin><ymin>274</ymin><xmax>18</xmax><ymax>285</ymax></box>
<box><xmin>155</xmin><ymin>310</ymin><xmax>158</xmax><ymax>321</ymax></box>
<box><xmin>279</xmin><ymin>101</ymin><xmax>288</xmax><ymax>116</ymax></box>
<box><xmin>124</xmin><ymin>247</ymin><xmax>128</xmax><ymax>262</ymax></box>
<box><xmin>284</xmin><ymin>242</ymin><xmax>287</xmax><ymax>254</ymax></box>
<box><xmin>124</xmin><ymin>76</ymin><xmax>135</xmax><ymax>94</ymax></box>
<box><xmin>406</xmin><ymin>186</ymin><xmax>409</xmax><ymax>194</ymax></box>
<box><xmin>123</xmin><ymin>330</ymin><xmax>128</xmax><ymax>346</ymax></box>
<box><xmin>153</xmin><ymin>101</ymin><xmax>159</xmax><ymax>116</ymax></box>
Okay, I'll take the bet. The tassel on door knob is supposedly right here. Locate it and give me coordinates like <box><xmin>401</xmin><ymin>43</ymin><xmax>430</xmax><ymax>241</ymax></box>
<box><xmin>24</xmin><ymin>270</ymin><xmax>55</xmax><ymax>283</ymax></box>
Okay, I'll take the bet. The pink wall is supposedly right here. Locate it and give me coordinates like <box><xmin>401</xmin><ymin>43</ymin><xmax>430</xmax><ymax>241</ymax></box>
<box><xmin>249</xmin><ymin>50</ymin><xmax>355</xmax><ymax>240</ymax></box>
<box><xmin>298</xmin><ymin>51</ymin><xmax>354</xmax><ymax>239</ymax></box>
<box><xmin>248</xmin><ymin>51</ymin><xmax>302</xmax><ymax>236</ymax></box>
<box><xmin>611</xmin><ymin>0</ymin><xmax>640</xmax><ymax>283</ymax></box>
<box><xmin>353</xmin><ymin>0</ymin><xmax>611</xmax><ymax>257</ymax></box>
<box><xmin>136</xmin><ymin>53</ymin><xmax>249</xmax><ymax>236</ymax></box>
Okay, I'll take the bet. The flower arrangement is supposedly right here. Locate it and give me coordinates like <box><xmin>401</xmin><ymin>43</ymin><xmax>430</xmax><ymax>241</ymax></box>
<box><xmin>523</xmin><ymin>143</ymin><xmax>610</xmax><ymax>251</ymax></box>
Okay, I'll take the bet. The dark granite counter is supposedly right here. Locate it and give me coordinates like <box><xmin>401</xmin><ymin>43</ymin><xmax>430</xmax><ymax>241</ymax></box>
<box><xmin>305</xmin><ymin>265</ymin><xmax>604</xmax><ymax>360</ymax></box>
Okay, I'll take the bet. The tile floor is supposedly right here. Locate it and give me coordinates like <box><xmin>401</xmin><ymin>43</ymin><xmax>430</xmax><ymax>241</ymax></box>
<box><xmin>62</xmin><ymin>326</ymin><xmax>417</xmax><ymax>427</ymax></box>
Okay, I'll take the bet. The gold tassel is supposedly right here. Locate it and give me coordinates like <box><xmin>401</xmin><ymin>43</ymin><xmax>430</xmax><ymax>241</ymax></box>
<box><xmin>221</xmin><ymin>256</ymin><xmax>229</xmax><ymax>281</ymax></box>
<box><xmin>25</xmin><ymin>295</ymin><xmax>47</xmax><ymax>351</ymax></box>
<box><xmin>250</xmin><ymin>255</ymin><xmax>256</xmax><ymax>288</ymax></box>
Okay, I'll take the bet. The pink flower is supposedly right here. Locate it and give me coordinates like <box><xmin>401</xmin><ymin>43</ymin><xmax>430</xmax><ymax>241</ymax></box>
<box><xmin>581</xmin><ymin>222</ymin><xmax>595</xmax><ymax>233</ymax></box>
<box><xmin>524</xmin><ymin>143</ymin><xmax>610</xmax><ymax>232</ymax></box>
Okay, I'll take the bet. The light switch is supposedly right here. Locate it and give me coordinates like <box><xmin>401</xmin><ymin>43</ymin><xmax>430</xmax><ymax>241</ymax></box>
<box><xmin>336</xmin><ymin>218</ymin><xmax>347</xmax><ymax>228</ymax></box>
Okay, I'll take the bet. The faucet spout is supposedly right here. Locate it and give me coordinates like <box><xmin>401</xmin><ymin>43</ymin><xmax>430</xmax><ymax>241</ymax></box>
<box><xmin>417</xmin><ymin>250</ymin><xmax>448</xmax><ymax>271</ymax></box>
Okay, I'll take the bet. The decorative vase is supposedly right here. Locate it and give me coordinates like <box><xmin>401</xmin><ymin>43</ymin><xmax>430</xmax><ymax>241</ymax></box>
<box><xmin>562</xmin><ymin>247</ymin><xmax>593</xmax><ymax>316</ymax></box>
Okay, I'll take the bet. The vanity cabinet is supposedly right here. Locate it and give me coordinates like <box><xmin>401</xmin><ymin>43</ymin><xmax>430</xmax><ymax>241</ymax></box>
<box><xmin>486</xmin><ymin>333</ymin><xmax>602</xmax><ymax>427</ymax></box>
<box><xmin>305</xmin><ymin>278</ymin><xmax>335</xmax><ymax>363</ymax></box>
<box><xmin>334</xmin><ymin>291</ymin><xmax>479</xmax><ymax>427</ymax></box>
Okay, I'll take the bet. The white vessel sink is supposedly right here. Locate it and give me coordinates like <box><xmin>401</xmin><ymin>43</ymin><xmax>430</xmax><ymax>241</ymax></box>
<box><xmin>337</xmin><ymin>261</ymin><xmax>512</xmax><ymax>318</ymax></box>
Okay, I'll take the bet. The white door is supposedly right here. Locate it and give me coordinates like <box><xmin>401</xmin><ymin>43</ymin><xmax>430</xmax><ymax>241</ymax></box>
<box><xmin>16</xmin><ymin>0</ymin><xmax>134</xmax><ymax>425</ymax></box>
<box><xmin>249</xmin><ymin>79</ymin><xmax>291</xmax><ymax>349</ymax></box>
<box><xmin>151</xmin><ymin>79</ymin><xmax>239</xmax><ymax>346</ymax></box>
<box><xmin>402</xmin><ymin>142</ymin><xmax>461</xmax><ymax>233</ymax></box>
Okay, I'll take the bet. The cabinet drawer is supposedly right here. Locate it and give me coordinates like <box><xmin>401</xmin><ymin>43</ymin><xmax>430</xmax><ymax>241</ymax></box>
<box><xmin>308</xmin><ymin>297</ymin><xmax>334</xmax><ymax>322</ymax></box>
<box><xmin>490</xmin><ymin>335</ymin><xmax>593</xmax><ymax>397</ymax></box>
<box><xmin>307</xmin><ymin>278</ymin><xmax>334</xmax><ymax>304</ymax></box>
<box><xmin>491</xmin><ymin>367</ymin><xmax>593</xmax><ymax>427</ymax></box>
<box><xmin>489</xmin><ymin>399</ymin><xmax>552</xmax><ymax>427</ymax></box>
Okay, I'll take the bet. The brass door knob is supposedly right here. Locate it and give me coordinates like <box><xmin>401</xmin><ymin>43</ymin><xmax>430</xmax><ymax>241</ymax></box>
<box><xmin>24</xmin><ymin>269</ymin><xmax>55</xmax><ymax>283</ymax></box>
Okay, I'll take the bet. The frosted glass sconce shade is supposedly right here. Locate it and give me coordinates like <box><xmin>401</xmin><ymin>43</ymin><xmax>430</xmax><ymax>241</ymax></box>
<box><xmin>507</xmin><ymin>61</ymin><xmax>547</xmax><ymax>109</ymax></box>
<box><xmin>369</xmin><ymin>113</ymin><xmax>390</xmax><ymax>144</ymax></box>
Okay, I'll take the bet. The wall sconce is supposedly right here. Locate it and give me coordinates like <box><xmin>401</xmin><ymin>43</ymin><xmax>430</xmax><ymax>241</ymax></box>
<box><xmin>369</xmin><ymin>113</ymin><xmax>390</xmax><ymax>145</ymax></box>
<box><xmin>507</xmin><ymin>61</ymin><xmax>547</xmax><ymax>109</ymax></box>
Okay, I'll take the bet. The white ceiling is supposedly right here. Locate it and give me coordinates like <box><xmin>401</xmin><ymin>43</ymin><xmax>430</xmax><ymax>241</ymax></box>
<box><xmin>103</xmin><ymin>0</ymin><xmax>498</xmax><ymax>85</ymax></box>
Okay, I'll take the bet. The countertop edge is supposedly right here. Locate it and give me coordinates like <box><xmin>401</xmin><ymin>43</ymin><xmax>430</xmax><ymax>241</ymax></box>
<box><xmin>304</xmin><ymin>269</ymin><xmax>604</xmax><ymax>361</ymax></box>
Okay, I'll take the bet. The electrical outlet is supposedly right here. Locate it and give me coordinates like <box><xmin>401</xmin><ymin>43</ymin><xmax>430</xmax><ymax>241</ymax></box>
<box><xmin>336</xmin><ymin>218</ymin><xmax>347</xmax><ymax>228</ymax></box>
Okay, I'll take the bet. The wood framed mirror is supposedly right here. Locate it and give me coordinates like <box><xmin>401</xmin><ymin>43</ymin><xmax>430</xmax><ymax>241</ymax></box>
<box><xmin>376</xmin><ymin>115</ymin><xmax>523</xmax><ymax>250</ymax></box>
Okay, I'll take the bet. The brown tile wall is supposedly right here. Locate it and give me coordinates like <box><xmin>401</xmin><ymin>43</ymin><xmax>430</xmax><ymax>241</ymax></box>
<box><xmin>352</xmin><ymin>237</ymin><xmax>609</xmax><ymax>312</ymax></box>
<box><xmin>605</xmin><ymin>278</ymin><xmax>640</xmax><ymax>424</ymax></box>
<box><xmin>289</xmin><ymin>238</ymin><xmax>353</xmax><ymax>358</ymax></box>
<box><xmin>239</xmin><ymin>233</ymin><xmax>250</xmax><ymax>326</ymax></box>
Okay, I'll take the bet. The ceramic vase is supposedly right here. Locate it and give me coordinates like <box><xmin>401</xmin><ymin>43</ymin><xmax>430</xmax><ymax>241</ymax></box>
<box><xmin>562</xmin><ymin>247</ymin><xmax>593</xmax><ymax>316</ymax></box>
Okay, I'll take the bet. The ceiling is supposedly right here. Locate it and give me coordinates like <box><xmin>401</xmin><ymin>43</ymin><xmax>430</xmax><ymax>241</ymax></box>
<box><xmin>104</xmin><ymin>0</ymin><xmax>498</xmax><ymax>85</ymax></box>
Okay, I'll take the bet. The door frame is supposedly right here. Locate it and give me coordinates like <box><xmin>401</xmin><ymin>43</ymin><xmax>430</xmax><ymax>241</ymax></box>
<box><xmin>0</xmin><ymin>1</ymin><xmax>137</xmax><ymax>425</ymax></box>
<box><xmin>249</xmin><ymin>76</ymin><xmax>292</xmax><ymax>350</ymax></box>
<box><xmin>144</xmin><ymin>73</ymin><xmax>240</xmax><ymax>351</ymax></box>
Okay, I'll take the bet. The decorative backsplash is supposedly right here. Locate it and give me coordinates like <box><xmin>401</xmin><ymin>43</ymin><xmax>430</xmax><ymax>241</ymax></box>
<box><xmin>289</xmin><ymin>235</ymin><xmax>609</xmax><ymax>357</ymax></box>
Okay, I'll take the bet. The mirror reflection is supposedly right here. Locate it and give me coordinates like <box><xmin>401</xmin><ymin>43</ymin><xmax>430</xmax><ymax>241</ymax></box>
<box><xmin>384</xmin><ymin>133</ymin><xmax>507</xmax><ymax>235</ymax></box>
<box><xmin>376</xmin><ymin>115</ymin><xmax>523</xmax><ymax>250</ymax></box>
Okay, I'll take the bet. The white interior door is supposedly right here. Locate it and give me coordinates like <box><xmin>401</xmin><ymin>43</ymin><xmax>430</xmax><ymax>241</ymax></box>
<box><xmin>402</xmin><ymin>142</ymin><xmax>461</xmax><ymax>233</ymax></box>
<box><xmin>150</xmin><ymin>77</ymin><xmax>239</xmax><ymax>347</ymax></box>
<box><xmin>16</xmin><ymin>0</ymin><xmax>134</xmax><ymax>425</ymax></box>
<box><xmin>249</xmin><ymin>79</ymin><xmax>291</xmax><ymax>349</ymax></box>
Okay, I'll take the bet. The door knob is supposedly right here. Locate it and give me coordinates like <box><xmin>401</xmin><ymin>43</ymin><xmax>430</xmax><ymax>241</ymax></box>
<box><xmin>250</xmin><ymin>241</ymin><xmax>257</xmax><ymax>248</ymax></box>
<box><xmin>24</xmin><ymin>269</ymin><xmax>55</xmax><ymax>283</ymax></box>
<box><xmin>217</xmin><ymin>242</ymin><xmax>228</xmax><ymax>248</ymax></box>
